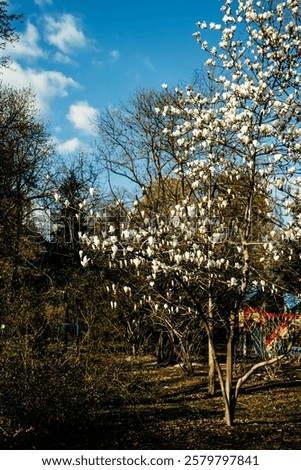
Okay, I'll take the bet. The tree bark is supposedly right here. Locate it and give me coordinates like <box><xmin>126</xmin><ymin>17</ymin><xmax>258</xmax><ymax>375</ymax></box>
<box><xmin>203</xmin><ymin>321</ymin><xmax>234</xmax><ymax>425</ymax></box>
<box><xmin>207</xmin><ymin>289</ymin><xmax>216</xmax><ymax>395</ymax></box>
<box><xmin>224</xmin><ymin>310</ymin><xmax>236</xmax><ymax>425</ymax></box>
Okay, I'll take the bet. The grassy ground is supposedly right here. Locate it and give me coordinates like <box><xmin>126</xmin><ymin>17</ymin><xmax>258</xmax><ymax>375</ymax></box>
<box><xmin>0</xmin><ymin>356</ymin><xmax>300</xmax><ymax>449</ymax></box>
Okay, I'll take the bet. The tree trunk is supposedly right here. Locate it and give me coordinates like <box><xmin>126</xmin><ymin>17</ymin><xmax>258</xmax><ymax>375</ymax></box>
<box><xmin>204</xmin><ymin>322</ymin><xmax>235</xmax><ymax>426</ymax></box>
<box><xmin>224</xmin><ymin>390</ymin><xmax>236</xmax><ymax>427</ymax></box>
<box><xmin>208</xmin><ymin>340</ymin><xmax>215</xmax><ymax>395</ymax></box>
<box><xmin>208</xmin><ymin>290</ymin><xmax>215</xmax><ymax>394</ymax></box>
<box><xmin>225</xmin><ymin>310</ymin><xmax>236</xmax><ymax>425</ymax></box>
<box><xmin>207</xmin><ymin>177</ymin><xmax>216</xmax><ymax>395</ymax></box>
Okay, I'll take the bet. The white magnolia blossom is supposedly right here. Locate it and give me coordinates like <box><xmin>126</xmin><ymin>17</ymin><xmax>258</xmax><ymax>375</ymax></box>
<box><xmin>93</xmin><ymin>235</ymin><xmax>100</xmax><ymax>249</ymax></box>
<box><xmin>123</xmin><ymin>286</ymin><xmax>131</xmax><ymax>295</ymax></box>
<box><xmin>54</xmin><ymin>192</ymin><xmax>60</xmax><ymax>202</ymax></box>
<box><xmin>79</xmin><ymin>0</ymin><xmax>300</xmax><ymax>346</ymax></box>
<box><xmin>79</xmin><ymin>199</ymin><xmax>87</xmax><ymax>209</ymax></box>
<box><xmin>80</xmin><ymin>255</ymin><xmax>90</xmax><ymax>268</ymax></box>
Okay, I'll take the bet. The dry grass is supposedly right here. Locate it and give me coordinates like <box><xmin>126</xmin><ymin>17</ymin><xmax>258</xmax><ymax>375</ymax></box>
<box><xmin>0</xmin><ymin>355</ymin><xmax>300</xmax><ymax>449</ymax></box>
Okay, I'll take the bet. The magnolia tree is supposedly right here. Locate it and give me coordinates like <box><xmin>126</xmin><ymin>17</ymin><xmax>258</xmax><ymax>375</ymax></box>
<box><xmin>81</xmin><ymin>0</ymin><xmax>301</xmax><ymax>426</ymax></box>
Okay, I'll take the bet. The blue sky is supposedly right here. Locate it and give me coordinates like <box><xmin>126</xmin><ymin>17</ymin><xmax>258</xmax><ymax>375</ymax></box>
<box><xmin>3</xmin><ymin>0</ymin><xmax>224</xmax><ymax>157</ymax></box>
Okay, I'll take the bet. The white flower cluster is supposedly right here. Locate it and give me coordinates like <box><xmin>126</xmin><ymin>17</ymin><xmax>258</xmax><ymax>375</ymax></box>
<box><xmin>78</xmin><ymin>0</ymin><xmax>301</xmax><ymax>324</ymax></box>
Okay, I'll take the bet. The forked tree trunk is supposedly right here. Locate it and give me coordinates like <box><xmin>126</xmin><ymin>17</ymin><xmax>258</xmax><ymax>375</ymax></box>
<box><xmin>205</xmin><ymin>322</ymin><xmax>235</xmax><ymax>426</ymax></box>
<box><xmin>215</xmin><ymin>329</ymin><xmax>291</xmax><ymax>427</ymax></box>
<box><xmin>205</xmin><ymin>313</ymin><xmax>239</xmax><ymax>427</ymax></box>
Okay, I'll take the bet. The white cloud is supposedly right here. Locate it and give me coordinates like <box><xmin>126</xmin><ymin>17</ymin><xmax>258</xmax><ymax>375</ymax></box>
<box><xmin>144</xmin><ymin>56</ymin><xmax>156</xmax><ymax>71</ymax></box>
<box><xmin>0</xmin><ymin>61</ymin><xmax>80</xmax><ymax>113</ymax></box>
<box><xmin>57</xmin><ymin>137</ymin><xmax>81</xmax><ymax>154</ymax></box>
<box><xmin>34</xmin><ymin>0</ymin><xmax>53</xmax><ymax>6</ymax></box>
<box><xmin>110</xmin><ymin>50</ymin><xmax>120</xmax><ymax>61</ymax></box>
<box><xmin>92</xmin><ymin>49</ymin><xmax>121</xmax><ymax>67</ymax></box>
<box><xmin>5</xmin><ymin>22</ymin><xmax>45</xmax><ymax>59</ymax></box>
<box><xmin>67</xmin><ymin>101</ymin><xmax>99</xmax><ymax>134</ymax></box>
<box><xmin>54</xmin><ymin>52</ymin><xmax>75</xmax><ymax>65</ymax></box>
<box><xmin>45</xmin><ymin>14</ymin><xmax>88</xmax><ymax>54</ymax></box>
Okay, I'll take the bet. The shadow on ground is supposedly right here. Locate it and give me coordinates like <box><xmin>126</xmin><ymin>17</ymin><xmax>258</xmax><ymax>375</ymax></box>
<box><xmin>1</xmin><ymin>359</ymin><xmax>300</xmax><ymax>449</ymax></box>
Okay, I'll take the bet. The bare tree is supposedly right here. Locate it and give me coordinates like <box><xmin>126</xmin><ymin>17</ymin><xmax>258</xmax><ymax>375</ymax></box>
<box><xmin>0</xmin><ymin>85</ymin><xmax>54</xmax><ymax>271</ymax></box>
<box><xmin>0</xmin><ymin>0</ymin><xmax>22</xmax><ymax>68</ymax></box>
<box><xmin>95</xmin><ymin>88</ymin><xmax>198</xmax><ymax>199</ymax></box>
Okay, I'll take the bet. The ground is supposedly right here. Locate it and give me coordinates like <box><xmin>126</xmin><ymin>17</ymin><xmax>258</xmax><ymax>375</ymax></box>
<box><xmin>0</xmin><ymin>356</ymin><xmax>300</xmax><ymax>449</ymax></box>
